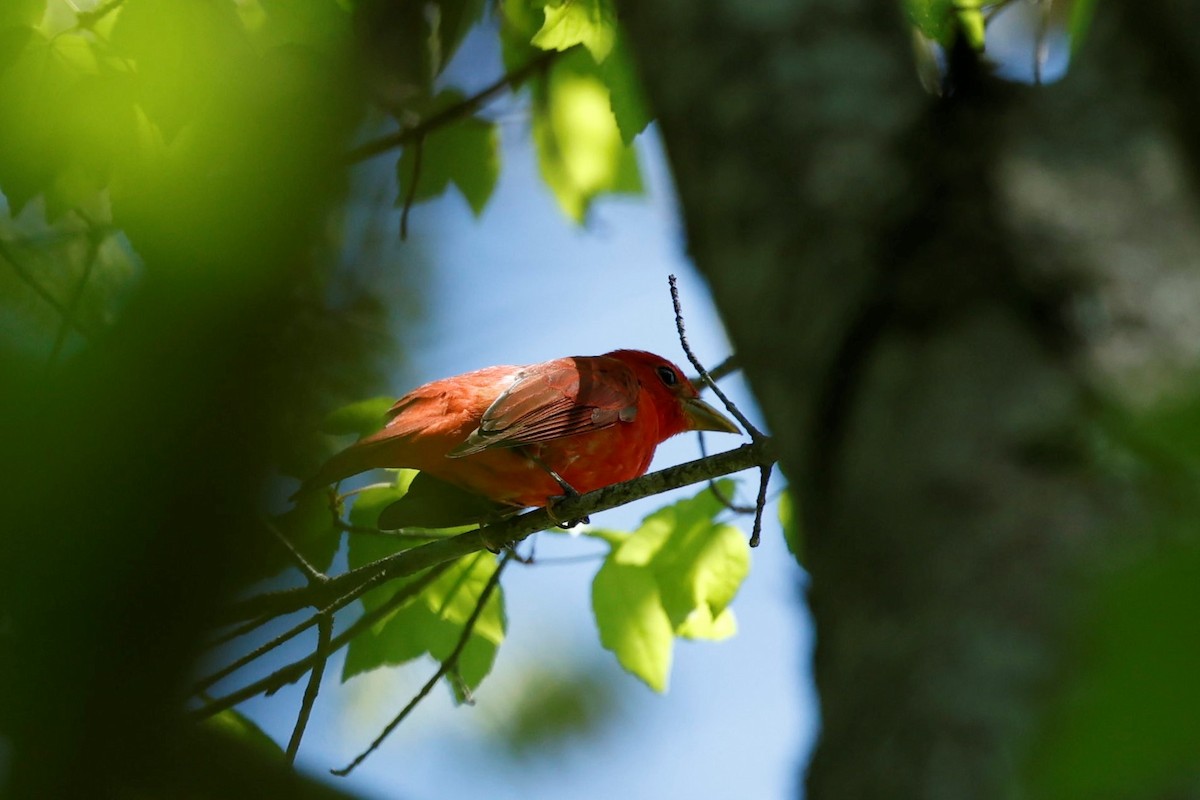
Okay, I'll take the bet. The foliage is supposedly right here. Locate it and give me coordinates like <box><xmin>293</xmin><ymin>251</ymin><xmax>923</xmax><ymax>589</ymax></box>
<box><xmin>585</xmin><ymin>481</ymin><xmax>751</xmax><ymax>691</ymax></box>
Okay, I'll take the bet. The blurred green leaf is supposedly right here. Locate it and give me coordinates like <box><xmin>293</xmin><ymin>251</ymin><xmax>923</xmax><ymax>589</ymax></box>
<box><xmin>778</xmin><ymin>489</ymin><xmax>805</xmax><ymax>567</ymax></box>
<box><xmin>1068</xmin><ymin>0</ymin><xmax>1099</xmax><ymax>54</ymax></box>
<box><xmin>258</xmin><ymin>0</ymin><xmax>351</xmax><ymax>53</ymax></box>
<box><xmin>592</xmin><ymin>559</ymin><xmax>673</xmax><ymax>692</ymax></box>
<box><xmin>532</xmin><ymin>0</ymin><xmax>616</xmax><ymax>62</ymax></box>
<box><xmin>320</xmin><ymin>395</ymin><xmax>394</xmax><ymax>437</ymax></box>
<box><xmin>0</xmin><ymin>0</ymin><xmax>43</xmax><ymax>28</ymax></box>
<box><xmin>492</xmin><ymin>664</ymin><xmax>623</xmax><ymax>757</ymax></box>
<box><xmin>1027</xmin><ymin>546</ymin><xmax>1200</xmax><ymax>799</ymax></box>
<box><xmin>499</xmin><ymin>0</ymin><xmax>542</xmax><ymax>74</ymax></box>
<box><xmin>397</xmin><ymin>96</ymin><xmax>500</xmax><ymax>217</ymax></box>
<box><xmin>202</xmin><ymin>709</ymin><xmax>284</xmax><ymax>758</ymax></box>
<box><xmin>599</xmin><ymin>33</ymin><xmax>651</xmax><ymax>145</ymax></box>
<box><xmin>533</xmin><ymin>48</ymin><xmax>642</xmax><ymax>222</ymax></box>
<box><xmin>904</xmin><ymin>0</ymin><xmax>985</xmax><ymax>49</ymax></box>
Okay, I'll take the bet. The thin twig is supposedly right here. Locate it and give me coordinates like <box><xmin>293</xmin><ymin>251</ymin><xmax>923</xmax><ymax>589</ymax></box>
<box><xmin>345</xmin><ymin>48</ymin><xmax>565</xmax><ymax>165</ymax></box>
<box><xmin>195</xmin><ymin>551</ymin><xmax>419</xmax><ymax>694</ymax></box>
<box><xmin>698</xmin><ymin>432</ymin><xmax>757</xmax><ymax>514</ymax></box>
<box><xmin>750</xmin><ymin>463</ymin><xmax>773</xmax><ymax>548</ymax></box>
<box><xmin>332</xmin><ymin>552</ymin><xmax>512</xmax><ymax>776</ymax></box>
<box><xmin>399</xmin><ymin>136</ymin><xmax>424</xmax><ymax>241</ymax></box>
<box><xmin>220</xmin><ymin>440</ymin><xmax>775</xmax><ymax>626</ymax></box>
<box><xmin>695</xmin><ymin>355</ymin><xmax>739</xmax><ymax>385</ymax></box>
<box><xmin>668</xmin><ymin>275</ymin><xmax>765</xmax><ymax>440</ymax></box>
<box><xmin>264</xmin><ymin>517</ymin><xmax>327</xmax><ymax>585</ymax></box>
<box><xmin>192</xmin><ymin>562</ymin><xmax>453</xmax><ymax>720</ymax></box>
<box><xmin>286</xmin><ymin>613</ymin><xmax>332</xmax><ymax>763</ymax></box>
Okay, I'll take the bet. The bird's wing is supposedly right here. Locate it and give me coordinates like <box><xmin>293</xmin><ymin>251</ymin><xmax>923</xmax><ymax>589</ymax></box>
<box><xmin>447</xmin><ymin>356</ymin><xmax>640</xmax><ymax>457</ymax></box>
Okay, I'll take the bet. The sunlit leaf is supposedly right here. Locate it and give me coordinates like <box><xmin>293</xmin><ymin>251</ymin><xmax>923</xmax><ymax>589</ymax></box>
<box><xmin>532</xmin><ymin>0</ymin><xmax>616</xmax><ymax>62</ymax></box>
<box><xmin>675</xmin><ymin>605</ymin><xmax>736</xmax><ymax>641</ymax></box>
<box><xmin>533</xmin><ymin>49</ymin><xmax>641</xmax><ymax>222</ymax></box>
<box><xmin>592</xmin><ymin>559</ymin><xmax>673</xmax><ymax>692</ymax></box>
<box><xmin>590</xmin><ymin>482</ymin><xmax>749</xmax><ymax>691</ymax></box>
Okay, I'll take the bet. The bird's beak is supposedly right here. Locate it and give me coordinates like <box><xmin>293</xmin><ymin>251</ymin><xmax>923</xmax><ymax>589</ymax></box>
<box><xmin>683</xmin><ymin>397</ymin><xmax>740</xmax><ymax>434</ymax></box>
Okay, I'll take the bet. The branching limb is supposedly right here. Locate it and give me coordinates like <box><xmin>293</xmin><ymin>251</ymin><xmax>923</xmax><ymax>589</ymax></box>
<box><xmin>345</xmin><ymin>48</ymin><xmax>566</xmax><ymax>164</ymax></box>
<box><xmin>221</xmin><ymin>440</ymin><xmax>774</xmax><ymax>626</ymax></box>
<box><xmin>331</xmin><ymin>552</ymin><xmax>513</xmax><ymax>777</ymax></box>
<box><xmin>192</xmin><ymin>562</ymin><xmax>452</xmax><ymax>721</ymax></box>
<box><xmin>285</xmin><ymin>613</ymin><xmax>332</xmax><ymax>763</ymax></box>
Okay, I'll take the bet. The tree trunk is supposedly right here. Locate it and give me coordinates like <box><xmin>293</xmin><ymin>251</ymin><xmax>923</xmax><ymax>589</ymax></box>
<box><xmin>617</xmin><ymin>0</ymin><xmax>1200</xmax><ymax>796</ymax></box>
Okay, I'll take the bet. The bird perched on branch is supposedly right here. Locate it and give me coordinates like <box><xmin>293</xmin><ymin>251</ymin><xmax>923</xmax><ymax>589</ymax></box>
<box><xmin>297</xmin><ymin>349</ymin><xmax>739</xmax><ymax>522</ymax></box>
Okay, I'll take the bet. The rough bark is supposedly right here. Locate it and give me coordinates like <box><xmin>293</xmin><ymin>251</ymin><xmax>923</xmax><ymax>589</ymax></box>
<box><xmin>617</xmin><ymin>0</ymin><xmax>1200</xmax><ymax>797</ymax></box>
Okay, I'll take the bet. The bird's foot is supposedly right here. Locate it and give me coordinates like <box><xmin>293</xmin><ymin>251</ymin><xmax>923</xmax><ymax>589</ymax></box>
<box><xmin>545</xmin><ymin>490</ymin><xmax>590</xmax><ymax>529</ymax></box>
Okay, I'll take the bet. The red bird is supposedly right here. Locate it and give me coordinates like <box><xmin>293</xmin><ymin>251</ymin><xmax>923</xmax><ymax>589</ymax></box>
<box><xmin>300</xmin><ymin>349</ymin><xmax>739</xmax><ymax>511</ymax></box>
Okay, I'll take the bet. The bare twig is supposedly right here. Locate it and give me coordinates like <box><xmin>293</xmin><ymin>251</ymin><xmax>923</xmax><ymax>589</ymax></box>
<box><xmin>332</xmin><ymin>552</ymin><xmax>512</xmax><ymax>776</ymax></box>
<box><xmin>698</xmin><ymin>433</ymin><xmax>757</xmax><ymax>514</ymax></box>
<box><xmin>668</xmin><ymin>275</ymin><xmax>764</xmax><ymax>440</ymax></box>
<box><xmin>345</xmin><ymin>48</ymin><xmax>565</xmax><ymax>165</ymax></box>
<box><xmin>286</xmin><ymin>613</ymin><xmax>332</xmax><ymax>763</ymax></box>
<box><xmin>265</xmin><ymin>517</ymin><xmax>327</xmax><ymax>585</ymax></box>
<box><xmin>193</xmin><ymin>562</ymin><xmax>452</xmax><ymax>720</ymax></box>
<box><xmin>220</xmin><ymin>440</ymin><xmax>774</xmax><ymax>626</ymax></box>
<box><xmin>750</xmin><ymin>463</ymin><xmax>773</xmax><ymax>548</ymax></box>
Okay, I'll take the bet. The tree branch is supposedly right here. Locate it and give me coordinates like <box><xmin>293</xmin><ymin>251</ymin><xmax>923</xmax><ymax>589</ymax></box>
<box><xmin>193</xmin><ymin>562</ymin><xmax>453</xmax><ymax>721</ymax></box>
<box><xmin>218</xmin><ymin>440</ymin><xmax>774</xmax><ymax>625</ymax></box>
<box><xmin>344</xmin><ymin>48</ymin><xmax>566</xmax><ymax>165</ymax></box>
<box><xmin>331</xmin><ymin>552</ymin><xmax>512</xmax><ymax>776</ymax></box>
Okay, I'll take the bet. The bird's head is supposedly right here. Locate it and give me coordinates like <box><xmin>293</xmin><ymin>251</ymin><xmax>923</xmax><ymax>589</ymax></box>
<box><xmin>606</xmin><ymin>349</ymin><xmax>740</xmax><ymax>439</ymax></box>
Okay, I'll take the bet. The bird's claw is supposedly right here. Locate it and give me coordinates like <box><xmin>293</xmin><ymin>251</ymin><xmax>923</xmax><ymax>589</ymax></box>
<box><xmin>546</xmin><ymin>492</ymin><xmax>589</xmax><ymax>529</ymax></box>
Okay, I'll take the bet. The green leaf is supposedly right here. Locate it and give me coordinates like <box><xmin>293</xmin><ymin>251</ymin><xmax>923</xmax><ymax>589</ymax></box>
<box><xmin>377</xmin><ymin>471</ymin><xmax>515</xmax><ymax>529</ymax></box>
<box><xmin>398</xmin><ymin>97</ymin><xmax>500</xmax><ymax>217</ymax></box>
<box><xmin>591</xmin><ymin>482</ymin><xmax>751</xmax><ymax>690</ymax></box>
<box><xmin>499</xmin><ymin>0</ymin><xmax>542</xmax><ymax>74</ymax></box>
<box><xmin>675</xmin><ymin>605</ymin><xmax>736</xmax><ymax>641</ymax></box>
<box><xmin>592</xmin><ymin>559</ymin><xmax>673</xmax><ymax>692</ymax></box>
<box><xmin>202</xmin><ymin>709</ymin><xmax>284</xmax><ymax>758</ymax></box>
<box><xmin>1027</xmin><ymin>546</ymin><xmax>1200</xmax><ymax>798</ymax></box>
<box><xmin>320</xmin><ymin>395</ymin><xmax>394</xmax><ymax>437</ymax></box>
<box><xmin>598</xmin><ymin>33</ymin><xmax>651</xmax><ymax>145</ymax></box>
<box><xmin>778</xmin><ymin>489</ymin><xmax>805</xmax><ymax>567</ymax></box>
<box><xmin>533</xmin><ymin>49</ymin><xmax>642</xmax><ymax>222</ymax></box>
<box><xmin>531</xmin><ymin>0</ymin><xmax>616</xmax><ymax>62</ymax></box>
<box><xmin>342</xmin><ymin>553</ymin><xmax>505</xmax><ymax>693</ymax></box>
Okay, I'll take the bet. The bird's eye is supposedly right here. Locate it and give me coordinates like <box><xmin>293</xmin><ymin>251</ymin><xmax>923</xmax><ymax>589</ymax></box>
<box><xmin>656</xmin><ymin>366</ymin><xmax>678</xmax><ymax>386</ymax></box>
